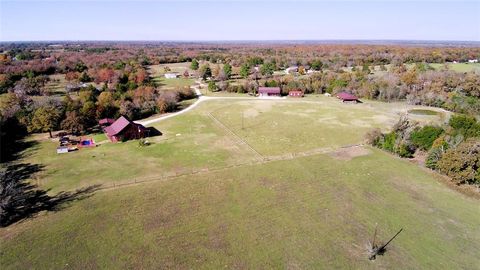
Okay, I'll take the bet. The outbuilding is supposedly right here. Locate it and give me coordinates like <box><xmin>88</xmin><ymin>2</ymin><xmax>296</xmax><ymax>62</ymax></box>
<box><xmin>258</xmin><ymin>87</ymin><xmax>281</xmax><ymax>97</ymax></box>
<box><xmin>288</xmin><ymin>90</ymin><xmax>304</xmax><ymax>97</ymax></box>
<box><xmin>164</xmin><ymin>73</ymin><xmax>178</xmax><ymax>79</ymax></box>
<box><xmin>336</xmin><ymin>92</ymin><xmax>361</xmax><ymax>103</ymax></box>
<box><xmin>56</xmin><ymin>146</ymin><xmax>69</xmax><ymax>154</ymax></box>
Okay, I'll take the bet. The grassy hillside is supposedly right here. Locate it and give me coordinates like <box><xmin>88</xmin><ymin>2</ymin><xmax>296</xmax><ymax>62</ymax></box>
<box><xmin>18</xmin><ymin>98</ymin><xmax>446</xmax><ymax>192</ymax></box>
<box><xmin>1</xmin><ymin>148</ymin><xmax>479</xmax><ymax>269</ymax></box>
<box><xmin>1</xmin><ymin>97</ymin><xmax>475</xmax><ymax>269</ymax></box>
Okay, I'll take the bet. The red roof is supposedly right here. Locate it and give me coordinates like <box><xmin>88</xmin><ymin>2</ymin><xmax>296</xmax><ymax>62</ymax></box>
<box><xmin>336</xmin><ymin>92</ymin><xmax>359</xmax><ymax>101</ymax></box>
<box><xmin>104</xmin><ymin>116</ymin><xmax>132</xmax><ymax>136</ymax></box>
<box><xmin>258</xmin><ymin>87</ymin><xmax>281</xmax><ymax>94</ymax></box>
<box><xmin>289</xmin><ymin>90</ymin><xmax>303</xmax><ymax>94</ymax></box>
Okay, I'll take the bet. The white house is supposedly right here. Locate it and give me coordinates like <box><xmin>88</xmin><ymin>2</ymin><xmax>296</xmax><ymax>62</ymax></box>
<box><xmin>285</xmin><ymin>66</ymin><xmax>298</xmax><ymax>74</ymax></box>
<box><xmin>164</xmin><ymin>73</ymin><xmax>178</xmax><ymax>79</ymax></box>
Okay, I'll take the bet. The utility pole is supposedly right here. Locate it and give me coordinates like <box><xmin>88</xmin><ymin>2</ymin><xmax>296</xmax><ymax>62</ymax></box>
<box><xmin>242</xmin><ymin>111</ymin><xmax>244</xmax><ymax>130</ymax></box>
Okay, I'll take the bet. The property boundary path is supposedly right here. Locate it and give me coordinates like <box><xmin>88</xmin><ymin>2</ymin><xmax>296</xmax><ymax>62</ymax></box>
<box><xmin>96</xmin><ymin>144</ymin><xmax>364</xmax><ymax>192</ymax></box>
<box><xmin>208</xmin><ymin>112</ymin><xmax>264</xmax><ymax>161</ymax></box>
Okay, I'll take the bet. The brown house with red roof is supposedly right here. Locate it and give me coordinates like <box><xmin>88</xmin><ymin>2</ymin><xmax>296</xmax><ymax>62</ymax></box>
<box><xmin>101</xmin><ymin>116</ymin><xmax>148</xmax><ymax>142</ymax></box>
<box><xmin>258</xmin><ymin>87</ymin><xmax>281</xmax><ymax>97</ymax></box>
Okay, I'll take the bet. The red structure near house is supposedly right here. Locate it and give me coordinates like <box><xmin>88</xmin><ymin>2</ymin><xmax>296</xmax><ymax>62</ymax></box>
<box><xmin>288</xmin><ymin>90</ymin><xmax>304</xmax><ymax>97</ymax></box>
<box><xmin>101</xmin><ymin>116</ymin><xmax>148</xmax><ymax>142</ymax></box>
<box><xmin>258</xmin><ymin>87</ymin><xmax>281</xmax><ymax>97</ymax></box>
<box><xmin>336</xmin><ymin>92</ymin><xmax>361</xmax><ymax>103</ymax></box>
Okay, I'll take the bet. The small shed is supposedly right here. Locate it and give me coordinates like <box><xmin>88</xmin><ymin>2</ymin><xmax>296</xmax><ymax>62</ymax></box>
<box><xmin>336</xmin><ymin>92</ymin><xmax>360</xmax><ymax>103</ymax></box>
<box><xmin>288</xmin><ymin>90</ymin><xmax>304</xmax><ymax>97</ymax></box>
<box><xmin>57</xmin><ymin>146</ymin><xmax>69</xmax><ymax>154</ymax></box>
<box><xmin>258</xmin><ymin>87</ymin><xmax>281</xmax><ymax>97</ymax></box>
<box><xmin>164</xmin><ymin>73</ymin><xmax>178</xmax><ymax>79</ymax></box>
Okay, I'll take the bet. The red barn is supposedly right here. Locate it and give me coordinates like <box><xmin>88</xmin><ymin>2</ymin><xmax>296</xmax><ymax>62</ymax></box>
<box><xmin>336</xmin><ymin>92</ymin><xmax>360</xmax><ymax>103</ymax></box>
<box><xmin>288</xmin><ymin>90</ymin><xmax>304</xmax><ymax>97</ymax></box>
<box><xmin>258</xmin><ymin>87</ymin><xmax>281</xmax><ymax>97</ymax></box>
<box><xmin>102</xmin><ymin>116</ymin><xmax>148</xmax><ymax>142</ymax></box>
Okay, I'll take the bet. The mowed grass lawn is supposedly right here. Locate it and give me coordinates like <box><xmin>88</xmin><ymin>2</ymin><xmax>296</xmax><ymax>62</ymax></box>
<box><xmin>209</xmin><ymin>98</ymin><xmax>444</xmax><ymax>156</ymax></box>
<box><xmin>429</xmin><ymin>62</ymin><xmax>480</xmax><ymax>73</ymax></box>
<box><xmin>22</xmin><ymin>109</ymin><xmax>256</xmax><ymax>192</ymax></box>
<box><xmin>152</xmin><ymin>77</ymin><xmax>195</xmax><ymax>89</ymax></box>
<box><xmin>1</xmin><ymin>148</ymin><xmax>479</xmax><ymax>269</ymax></box>
<box><xmin>17</xmin><ymin>98</ymin><xmax>445</xmax><ymax>192</ymax></box>
<box><xmin>2</xmin><ymin>97</ymin><xmax>474</xmax><ymax>269</ymax></box>
<box><xmin>148</xmin><ymin>62</ymin><xmax>195</xmax><ymax>89</ymax></box>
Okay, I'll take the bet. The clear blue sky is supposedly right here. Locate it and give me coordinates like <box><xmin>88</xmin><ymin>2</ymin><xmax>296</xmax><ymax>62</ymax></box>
<box><xmin>1</xmin><ymin>0</ymin><xmax>479</xmax><ymax>41</ymax></box>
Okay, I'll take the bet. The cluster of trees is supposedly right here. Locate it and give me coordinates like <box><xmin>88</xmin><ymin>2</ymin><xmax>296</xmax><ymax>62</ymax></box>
<box><xmin>1</xmin><ymin>84</ymin><xmax>194</xmax><ymax>138</ymax></box>
<box><xmin>366</xmin><ymin>114</ymin><xmax>480</xmax><ymax>186</ymax></box>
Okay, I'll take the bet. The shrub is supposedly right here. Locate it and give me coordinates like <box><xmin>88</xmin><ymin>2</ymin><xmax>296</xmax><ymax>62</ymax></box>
<box><xmin>396</xmin><ymin>143</ymin><xmax>415</xmax><ymax>158</ymax></box>
<box><xmin>410</xmin><ymin>125</ymin><xmax>444</xmax><ymax>150</ymax></box>
<box><xmin>365</xmin><ymin>128</ymin><xmax>383</xmax><ymax>146</ymax></box>
<box><xmin>448</xmin><ymin>114</ymin><xmax>480</xmax><ymax>138</ymax></box>
<box><xmin>382</xmin><ymin>132</ymin><xmax>397</xmax><ymax>152</ymax></box>
<box><xmin>426</xmin><ymin>147</ymin><xmax>443</xmax><ymax>169</ymax></box>
<box><xmin>177</xmin><ymin>87</ymin><xmax>195</xmax><ymax>101</ymax></box>
<box><xmin>208</xmin><ymin>81</ymin><xmax>217</xmax><ymax>92</ymax></box>
<box><xmin>437</xmin><ymin>138</ymin><xmax>480</xmax><ymax>185</ymax></box>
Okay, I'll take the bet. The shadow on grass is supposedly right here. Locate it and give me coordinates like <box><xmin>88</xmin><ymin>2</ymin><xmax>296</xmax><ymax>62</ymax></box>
<box><xmin>1</xmin><ymin>137</ymin><xmax>38</xmax><ymax>164</ymax></box>
<box><xmin>147</xmin><ymin>126</ymin><xmax>163</xmax><ymax>137</ymax></box>
<box><xmin>0</xmin><ymin>163</ymin><xmax>100</xmax><ymax>227</ymax></box>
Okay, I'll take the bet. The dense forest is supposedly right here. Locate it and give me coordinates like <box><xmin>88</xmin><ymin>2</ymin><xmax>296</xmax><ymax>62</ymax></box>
<box><xmin>1</xmin><ymin>42</ymin><xmax>479</xmax><ymax>185</ymax></box>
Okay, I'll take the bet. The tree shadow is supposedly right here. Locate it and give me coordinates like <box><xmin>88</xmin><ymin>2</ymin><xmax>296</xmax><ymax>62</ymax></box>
<box><xmin>0</xmin><ymin>163</ymin><xmax>100</xmax><ymax>227</ymax></box>
<box><xmin>1</xmin><ymin>136</ymin><xmax>38</xmax><ymax>164</ymax></box>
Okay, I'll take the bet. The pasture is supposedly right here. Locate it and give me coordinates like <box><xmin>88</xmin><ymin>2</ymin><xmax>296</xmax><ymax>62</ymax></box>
<box><xmin>148</xmin><ymin>62</ymin><xmax>195</xmax><ymax>89</ymax></box>
<box><xmin>1</xmin><ymin>97</ymin><xmax>477</xmax><ymax>269</ymax></box>
<box><xmin>17</xmin><ymin>97</ymin><xmax>446</xmax><ymax>192</ymax></box>
<box><xmin>429</xmin><ymin>62</ymin><xmax>480</xmax><ymax>73</ymax></box>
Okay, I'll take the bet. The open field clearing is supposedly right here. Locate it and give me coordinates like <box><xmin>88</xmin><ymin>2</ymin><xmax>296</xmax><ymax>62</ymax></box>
<box><xmin>22</xmin><ymin>110</ymin><xmax>256</xmax><ymax>192</ymax></box>
<box><xmin>208</xmin><ymin>97</ymin><xmax>446</xmax><ymax>156</ymax></box>
<box><xmin>1</xmin><ymin>147</ymin><xmax>479</xmax><ymax>269</ymax></box>
<box><xmin>44</xmin><ymin>74</ymin><xmax>67</xmax><ymax>95</ymax></box>
<box><xmin>152</xmin><ymin>77</ymin><xmax>195</xmax><ymax>89</ymax></box>
<box><xmin>148</xmin><ymin>63</ymin><xmax>195</xmax><ymax>89</ymax></box>
<box><xmin>17</xmin><ymin>97</ymin><xmax>446</xmax><ymax>192</ymax></box>
<box><xmin>2</xmin><ymin>97</ymin><xmax>474</xmax><ymax>269</ymax></box>
<box><xmin>343</xmin><ymin>62</ymin><xmax>480</xmax><ymax>76</ymax></box>
<box><xmin>429</xmin><ymin>62</ymin><xmax>480</xmax><ymax>73</ymax></box>
<box><xmin>148</xmin><ymin>62</ymin><xmax>193</xmax><ymax>76</ymax></box>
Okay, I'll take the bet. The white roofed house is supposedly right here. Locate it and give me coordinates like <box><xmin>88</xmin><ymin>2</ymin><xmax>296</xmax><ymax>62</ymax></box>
<box><xmin>164</xmin><ymin>73</ymin><xmax>178</xmax><ymax>79</ymax></box>
<box><xmin>285</xmin><ymin>66</ymin><xmax>298</xmax><ymax>74</ymax></box>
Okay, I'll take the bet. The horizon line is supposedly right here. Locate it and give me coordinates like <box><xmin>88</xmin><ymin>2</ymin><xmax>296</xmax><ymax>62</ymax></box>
<box><xmin>1</xmin><ymin>39</ymin><xmax>480</xmax><ymax>43</ymax></box>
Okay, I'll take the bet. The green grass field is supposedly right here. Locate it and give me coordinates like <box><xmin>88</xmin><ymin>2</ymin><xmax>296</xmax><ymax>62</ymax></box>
<box><xmin>1</xmin><ymin>97</ymin><xmax>477</xmax><ymax>269</ymax></box>
<box><xmin>44</xmin><ymin>74</ymin><xmax>67</xmax><ymax>95</ymax></box>
<box><xmin>429</xmin><ymin>62</ymin><xmax>480</xmax><ymax>73</ymax></box>
<box><xmin>152</xmin><ymin>77</ymin><xmax>195</xmax><ymax>89</ymax></box>
<box><xmin>148</xmin><ymin>62</ymin><xmax>195</xmax><ymax>89</ymax></box>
